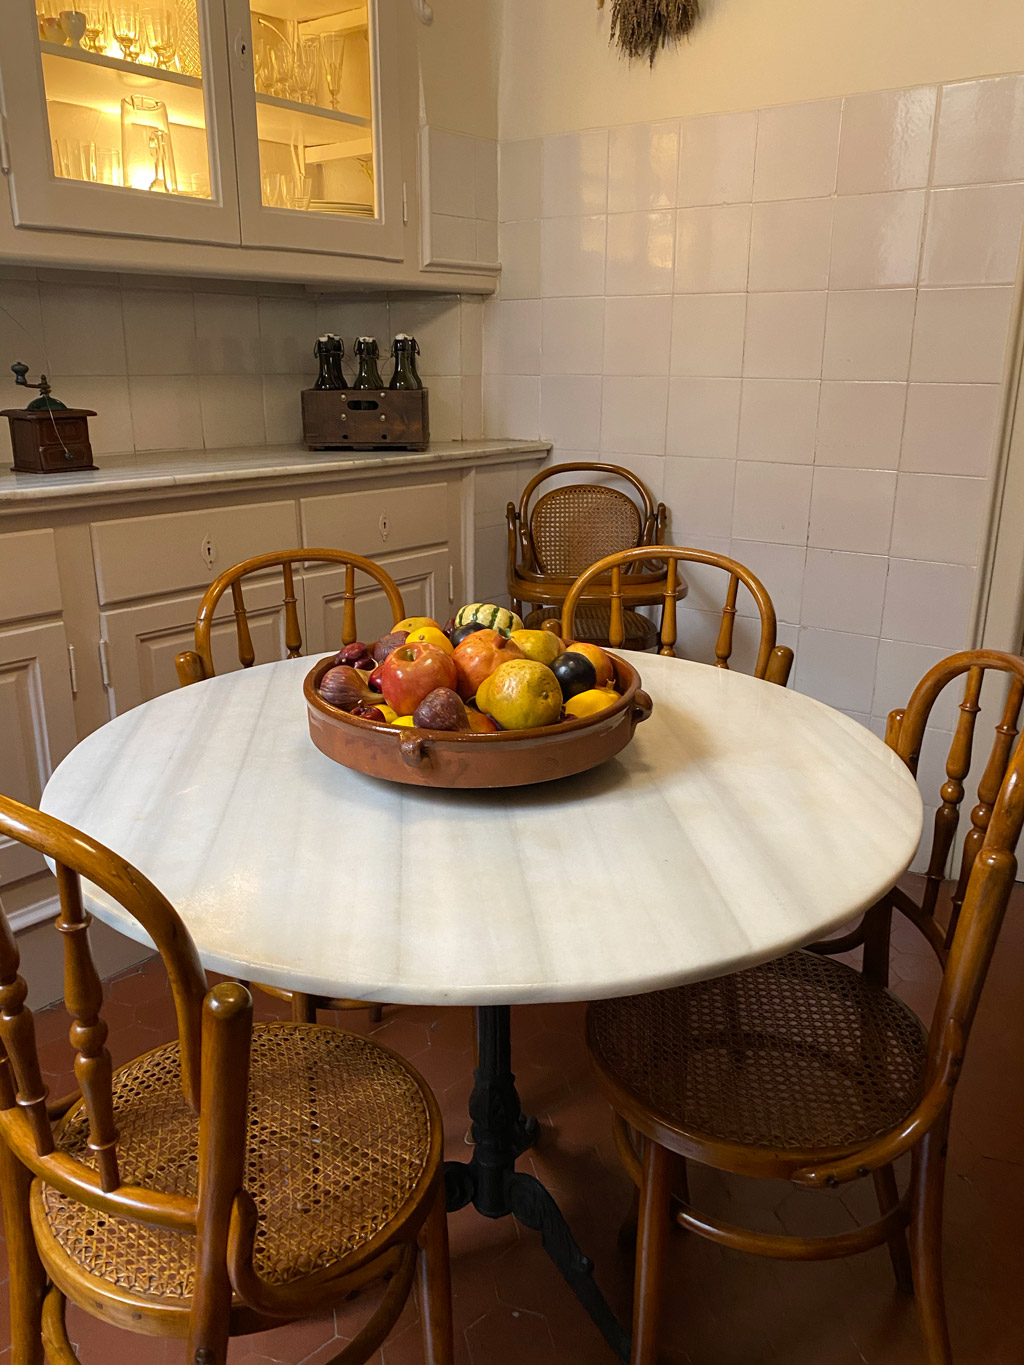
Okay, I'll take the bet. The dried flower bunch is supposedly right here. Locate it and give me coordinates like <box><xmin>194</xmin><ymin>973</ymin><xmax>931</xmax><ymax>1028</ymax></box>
<box><xmin>600</xmin><ymin>0</ymin><xmax>700</xmax><ymax>64</ymax></box>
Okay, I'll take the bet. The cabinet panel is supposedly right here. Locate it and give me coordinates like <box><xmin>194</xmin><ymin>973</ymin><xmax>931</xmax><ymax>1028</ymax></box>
<box><xmin>300</xmin><ymin>481</ymin><xmax>448</xmax><ymax>559</ymax></box>
<box><xmin>91</xmin><ymin>500</ymin><xmax>298</xmax><ymax>605</ymax></box>
<box><xmin>0</xmin><ymin>621</ymin><xmax>78</xmax><ymax>884</ymax></box>
<box><xmin>100</xmin><ymin>577</ymin><xmax>295</xmax><ymax>712</ymax></box>
<box><xmin>1</xmin><ymin>0</ymin><xmax>241</xmax><ymax>245</ymax></box>
<box><xmin>0</xmin><ymin>530</ymin><xmax>63</xmax><ymax>623</ymax></box>
<box><xmin>302</xmin><ymin>548</ymin><xmax>451</xmax><ymax>655</ymax></box>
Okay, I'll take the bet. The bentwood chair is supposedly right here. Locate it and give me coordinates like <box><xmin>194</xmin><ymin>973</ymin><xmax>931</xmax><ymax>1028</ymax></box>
<box><xmin>587</xmin><ymin>649</ymin><xmax>1024</xmax><ymax>1364</ymax></box>
<box><xmin>175</xmin><ymin>547</ymin><xmax>406</xmax><ymax>1026</ymax></box>
<box><xmin>506</xmin><ymin>463</ymin><xmax>672</xmax><ymax>651</ymax></box>
<box><xmin>561</xmin><ymin>546</ymin><xmax>794</xmax><ymax>685</ymax></box>
<box><xmin>0</xmin><ymin>794</ymin><xmax>453</xmax><ymax>1365</ymax></box>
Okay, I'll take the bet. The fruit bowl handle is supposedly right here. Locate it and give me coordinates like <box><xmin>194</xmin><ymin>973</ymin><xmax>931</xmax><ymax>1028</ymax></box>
<box><xmin>400</xmin><ymin>734</ymin><xmax>428</xmax><ymax>767</ymax></box>
<box><xmin>632</xmin><ymin>690</ymin><xmax>653</xmax><ymax>726</ymax></box>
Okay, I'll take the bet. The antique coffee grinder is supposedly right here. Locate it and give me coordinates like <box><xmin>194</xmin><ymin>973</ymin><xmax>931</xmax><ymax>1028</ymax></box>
<box><xmin>3</xmin><ymin>363</ymin><xmax>97</xmax><ymax>473</ymax></box>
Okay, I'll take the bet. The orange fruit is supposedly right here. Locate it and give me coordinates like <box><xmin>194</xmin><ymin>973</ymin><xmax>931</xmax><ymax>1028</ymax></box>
<box><xmin>565</xmin><ymin>641</ymin><xmax>615</xmax><ymax>688</ymax></box>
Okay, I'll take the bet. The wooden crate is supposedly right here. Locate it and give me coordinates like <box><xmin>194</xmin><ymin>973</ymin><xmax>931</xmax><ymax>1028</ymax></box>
<box><xmin>301</xmin><ymin>389</ymin><xmax>430</xmax><ymax>451</ymax></box>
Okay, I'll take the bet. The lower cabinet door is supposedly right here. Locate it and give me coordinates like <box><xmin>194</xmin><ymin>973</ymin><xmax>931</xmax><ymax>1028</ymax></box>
<box><xmin>99</xmin><ymin>577</ymin><xmax>301</xmax><ymax>714</ymax></box>
<box><xmin>0</xmin><ymin>621</ymin><xmax>78</xmax><ymax>884</ymax></box>
<box><xmin>301</xmin><ymin>548</ymin><xmax>453</xmax><ymax>655</ymax></box>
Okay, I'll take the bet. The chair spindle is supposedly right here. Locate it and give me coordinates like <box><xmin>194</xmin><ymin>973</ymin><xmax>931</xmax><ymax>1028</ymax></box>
<box><xmin>922</xmin><ymin>666</ymin><xmax>983</xmax><ymax>918</ymax></box>
<box><xmin>609</xmin><ymin>566</ymin><xmax>625</xmax><ymax>649</ymax></box>
<box><xmin>0</xmin><ymin>910</ymin><xmax>53</xmax><ymax>1156</ymax></box>
<box><xmin>282</xmin><ymin>562</ymin><xmax>303</xmax><ymax>658</ymax></box>
<box><xmin>230</xmin><ymin>579</ymin><xmax>256</xmax><ymax>669</ymax></box>
<box><xmin>715</xmin><ymin>574</ymin><xmax>740</xmax><ymax>669</ymax></box>
<box><xmin>56</xmin><ymin>863</ymin><xmax>119</xmax><ymax>1192</ymax></box>
<box><xmin>342</xmin><ymin>563</ymin><xmax>357</xmax><ymax>646</ymax></box>
<box><xmin>659</xmin><ymin>559</ymin><xmax>678</xmax><ymax>657</ymax></box>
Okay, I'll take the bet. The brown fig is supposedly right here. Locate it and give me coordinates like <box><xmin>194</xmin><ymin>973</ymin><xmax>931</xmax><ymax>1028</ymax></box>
<box><xmin>372</xmin><ymin>630</ymin><xmax>409</xmax><ymax>663</ymax></box>
<box><xmin>319</xmin><ymin>665</ymin><xmax>378</xmax><ymax>712</ymax></box>
<box><xmin>412</xmin><ymin>686</ymin><xmax>471</xmax><ymax>732</ymax></box>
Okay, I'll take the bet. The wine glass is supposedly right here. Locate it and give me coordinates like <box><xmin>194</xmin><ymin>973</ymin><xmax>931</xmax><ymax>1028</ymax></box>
<box><xmin>110</xmin><ymin>1</ymin><xmax>142</xmax><ymax>60</ymax></box>
<box><xmin>80</xmin><ymin>0</ymin><xmax>108</xmax><ymax>51</ymax></box>
<box><xmin>319</xmin><ymin>32</ymin><xmax>347</xmax><ymax>111</ymax></box>
<box><xmin>143</xmin><ymin>3</ymin><xmax>178</xmax><ymax>69</ymax></box>
<box><xmin>292</xmin><ymin>35</ymin><xmax>319</xmax><ymax>106</ymax></box>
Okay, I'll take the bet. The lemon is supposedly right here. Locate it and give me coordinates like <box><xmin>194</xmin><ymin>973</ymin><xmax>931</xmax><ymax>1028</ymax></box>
<box><xmin>395</xmin><ymin>616</ymin><xmax>440</xmax><ymax>633</ymax></box>
<box><xmin>404</xmin><ymin>625</ymin><xmax>454</xmax><ymax>655</ymax></box>
<box><xmin>510</xmin><ymin>629</ymin><xmax>563</xmax><ymax>666</ymax></box>
<box><xmin>391</xmin><ymin>715</ymin><xmax>416</xmax><ymax>727</ymax></box>
<box><xmin>564</xmin><ymin>687</ymin><xmax>618</xmax><ymax>720</ymax></box>
<box><xmin>375</xmin><ymin>703</ymin><xmax>397</xmax><ymax>723</ymax></box>
<box><xmin>483</xmin><ymin>660</ymin><xmax>562</xmax><ymax>730</ymax></box>
<box><xmin>475</xmin><ymin>671</ymin><xmax>496</xmax><ymax>714</ymax></box>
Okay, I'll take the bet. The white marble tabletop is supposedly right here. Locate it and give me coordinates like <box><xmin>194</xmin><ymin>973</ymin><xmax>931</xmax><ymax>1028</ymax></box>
<box><xmin>40</xmin><ymin>655</ymin><xmax>922</xmax><ymax>1007</ymax></box>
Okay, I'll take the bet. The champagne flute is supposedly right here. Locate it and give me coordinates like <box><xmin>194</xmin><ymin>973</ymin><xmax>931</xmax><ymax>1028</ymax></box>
<box><xmin>143</xmin><ymin>3</ymin><xmax>178</xmax><ymax>69</ymax></box>
<box><xmin>319</xmin><ymin>32</ymin><xmax>347</xmax><ymax>111</ymax></box>
<box><xmin>80</xmin><ymin>0</ymin><xmax>107</xmax><ymax>51</ymax></box>
<box><xmin>110</xmin><ymin>1</ymin><xmax>142</xmax><ymax>60</ymax></box>
<box><xmin>292</xmin><ymin>35</ymin><xmax>319</xmax><ymax>106</ymax></box>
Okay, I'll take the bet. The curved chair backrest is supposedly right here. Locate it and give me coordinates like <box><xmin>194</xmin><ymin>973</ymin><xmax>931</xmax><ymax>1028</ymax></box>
<box><xmin>561</xmin><ymin>546</ymin><xmax>794</xmax><ymax>685</ymax></box>
<box><xmin>0</xmin><ymin>793</ymin><xmax>207</xmax><ymax>1217</ymax></box>
<box><xmin>175</xmin><ymin>548</ymin><xmax>406</xmax><ymax>686</ymax></box>
<box><xmin>801</xmin><ymin>649</ymin><xmax>1024</xmax><ymax>1186</ymax></box>
<box><xmin>515</xmin><ymin>463</ymin><xmax>665</xmax><ymax>578</ymax></box>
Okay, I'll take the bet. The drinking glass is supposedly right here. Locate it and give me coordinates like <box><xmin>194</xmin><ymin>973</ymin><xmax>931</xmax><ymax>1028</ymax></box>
<box><xmin>293</xmin><ymin>35</ymin><xmax>319</xmax><ymax>105</ymax></box>
<box><xmin>261</xmin><ymin>170</ymin><xmax>285</xmax><ymax>208</ymax></box>
<box><xmin>285</xmin><ymin>173</ymin><xmax>312</xmax><ymax>210</ymax></box>
<box><xmin>143</xmin><ymin>3</ymin><xmax>177</xmax><ymax>68</ymax></box>
<box><xmin>96</xmin><ymin>147</ymin><xmax>122</xmax><ymax>185</ymax></box>
<box><xmin>319</xmin><ymin>32</ymin><xmax>347</xmax><ymax>111</ymax></box>
<box><xmin>80</xmin><ymin>0</ymin><xmax>108</xmax><ymax>51</ymax></box>
<box><xmin>58</xmin><ymin>10</ymin><xmax>87</xmax><ymax>47</ymax></box>
<box><xmin>78</xmin><ymin>140</ymin><xmax>97</xmax><ymax>181</ymax></box>
<box><xmin>110</xmin><ymin>1</ymin><xmax>142</xmax><ymax>60</ymax></box>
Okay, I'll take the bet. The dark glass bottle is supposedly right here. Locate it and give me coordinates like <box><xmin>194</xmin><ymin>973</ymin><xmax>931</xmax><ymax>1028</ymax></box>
<box><xmin>313</xmin><ymin>335</ymin><xmax>345</xmax><ymax>390</ymax></box>
<box><xmin>389</xmin><ymin>333</ymin><xmax>422</xmax><ymax>389</ymax></box>
<box><xmin>351</xmin><ymin>336</ymin><xmax>384</xmax><ymax>390</ymax></box>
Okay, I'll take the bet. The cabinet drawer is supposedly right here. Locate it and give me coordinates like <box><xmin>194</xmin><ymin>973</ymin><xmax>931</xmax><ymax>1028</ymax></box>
<box><xmin>300</xmin><ymin>482</ymin><xmax>448</xmax><ymax>559</ymax></box>
<box><xmin>90</xmin><ymin>501</ymin><xmax>299</xmax><ymax>606</ymax></box>
<box><xmin>0</xmin><ymin>529</ymin><xmax>62</xmax><ymax>623</ymax></box>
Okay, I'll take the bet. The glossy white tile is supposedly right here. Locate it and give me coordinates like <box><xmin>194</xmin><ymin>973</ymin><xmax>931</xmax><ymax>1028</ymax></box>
<box><xmin>674</xmin><ymin>203</ymin><xmax>750</xmax><ymax>294</ymax></box>
<box><xmin>500</xmin><ymin>139</ymin><xmax>543</xmax><ymax>222</ymax></box>
<box><xmin>737</xmin><ymin>378</ymin><xmax>819</xmax><ymax>463</ymax></box>
<box><xmin>881</xmin><ymin>558</ymin><xmax>976</xmax><ymax>649</ymax></box>
<box><xmin>123</xmin><ymin>289</ymin><xmax>197</xmax><ymax>376</ymax></box>
<box><xmin>0</xmin><ymin>281</ymin><xmax>46</xmax><ymax>377</ymax></box>
<box><xmin>39</xmin><ymin>283</ymin><xmax>126</xmax><ymax>377</ymax></box>
<box><xmin>743</xmin><ymin>292</ymin><xmax>827</xmax><ymax>379</ymax></box>
<box><xmin>666</xmin><ymin>377</ymin><xmax>742</xmax><ymax>460</ymax></box>
<box><xmin>909</xmin><ymin>287</ymin><xmax>1014</xmax><ymax>383</ymax></box>
<box><xmin>669</xmin><ymin>293</ymin><xmax>746</xmax><ymax>377</ymax></box>
<box><xmin>873</xmin><ymin>639</ymin><xmax>962</xmax><ymax>730</ymax></box>
<box><xmin>193</xmin><ymin>293</ymin><xmax>259</xmax><ymax>375</ymax></box>
<box><xmin>608</xmin><ymin>120</ymin><xmax>679</xmax><ymax>213</ymax></box>
<box><xmin>461</xmin><ymin>377</ymin><xmax>483</xmax><ymax>440</ymax></box>
<box><xmin>677</xmin><ymin>110</ymin><xmax>757</xmax><ymax>207</ymax></box>
<box><xmin>889</xmin><ymin>472</ymin><xmax>987</xmax><ymax>564</ymax></box>
<box><xmin>663</xmin><ymin>456</ymin><xmax>736</xmax><ymax>539</ymax></box>
<box><xmin>431</xmin><ymin>214</ymin><xmax>477</xmax><ymax>262</ymax></box>
<box><xmin>749</xmin><ymin>199</ymin><xmax>833</xmax><ymax>292</ymax></box>
<box><xmin>602</xmin><ymin>295</ymin><xmax>673</xmax><ymax>374</ymax></box>
<box><xmin>390</xmin><ymin>296</ymin><xmax>462</xmax><ymax>375</ymax></box>
<box><xmin>541</xmin><ymin>216</ymin><xmax>607</xmax><ymax>296</ymax></box>
<box><xmin>732</xmin><ymin>461</ymin><xmax>813</xmax><ymax>545</ymax></box>
<box><xmin>795</xmin><ymin>626</ymin><xmax>879</xmax><ymax>712</ymax></box>
<box><xmin>809</xmin><ymin>466</ymin><xmax>897</xmax><ymax>553</ymax></box>
<box><xmin>128</xmin><ymin>375</ymin><xmax>203</xmax><ymax>451</ymax></box>
<box><xmin>540</xmin><ymin>375</ymin><xmax>603</xmax><ymax>451</ymax></box>
<box><xmin>801</xmin><ymin>548</ymin><xmax>888</xmax><ymax>636</ymax></box>
<box><xmin>541</xmin><ymin>298</ymin><xmax>606</xmax><ymax>373</ymax></box>
<box><xmin>460</xmin><ymin>298</ymin><xmax>484</xmax><ymax>377</ymax></box>
<box><xmin>541</xmin><ymin>130</ymin><xmax>609</xmax><ymax>217</ymax></box>
<box><xmin>420</xmin><ymin>376</ymin><xmax>463</xmax><ymax>442</ymax></box>
<box><xmin>199</xmin><ymin>374</ymin><xmax>265</xmax><ymax>449</ymax></box>
<box><xmin>599</xmin><ymin>376</ymin><xmax>669</xmax><ymax>455</ymax></box>
<box><xmin>606</xmin><ymin>210</ymin><xmax>675</xmax><ymax>294</ymax></box>
<box><xmin>56</xmin><ymin>375</ymin><xmax>134</xmax><ymax>455</ymax></box>
<box><xmin>753</xmin><ymin>100</ymin><xmax>842</xmax><ymax>201</ymax></box>
<box><xmin>498</xmin><ymin>220</ymin><xmax>543</xmax><ymax>299</ymax></box>
<box><xmin>261</xmin><ymin>373</ymin><xmax>306</xmax><ymax>445</ymax></box>
<box><xmin>815</xmin><ymin>381</ymin><xmax>907</xmax><ymax>469</ymax></box>
<box><xmin>921</xmin><ymin>184</ymin><xmax>1024</xmax><ymax>286</ymax></box>
<box><xmin>257</xmin><ymin>296</ymin><xmax>316</xmax><ymax>375</ymax></box>
<box><xmin>482</xmin><ymin>375</ymin><xmax>541</xmax><ymax>440</ymax></box>
<box><xmin>428</xmin><ymin>129</ymin><xmax>477</xmax><ymax>218</ymax></box>
<box><xmin>837</xmin><ymin>87</ymin><xmax>937</xmax><ymax>194</ymax></box>
<box><xmin>475</xmin><ymin>139</ymin><xmax>499</xmax><ymax>222</ymax></box>
<box><xmin>483</xmin><ymin>299</ymin><xmax>542</xmax><ymax>375</ymax></box>
<box><xmin>933</xmin><ymin>75</ymin><xmax>1024</xmax><ymax>186</ymax></box>
<box><xmin>829</xmin><ymin>192</ymin><xmax>926</xmax><ymax>290</ymax></box>
<box><xmin>900</xmin><ymin>383</ymin><xmax>1001</xmax><ymax>476</ymax></box>
<box><xmin>822</xmin><ymin>289</ymin><xmax>916</xmax><ymax>381</ymax></box>
<box><xmin>730</xmin><ymin>539</ymin><xmax>806</xmax><ymax>624</ymax></box>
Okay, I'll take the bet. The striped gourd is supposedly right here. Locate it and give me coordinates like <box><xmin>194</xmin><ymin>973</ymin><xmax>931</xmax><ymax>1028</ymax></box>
<box><xmin>454</xmin><ymin>603</ymin><xmax>524</xmax><ymax>637</ymax></box>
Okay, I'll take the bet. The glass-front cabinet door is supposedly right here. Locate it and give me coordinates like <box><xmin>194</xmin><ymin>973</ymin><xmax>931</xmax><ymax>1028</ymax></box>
<box><xmin>225</xmin><ymin>0</ymin><xmax>403</xmax><ymax>259</ymax></box>
<box><xmin>1</xmin><ymin>0</ymin><xmax>240</xmax><ymax>243</ymax></box>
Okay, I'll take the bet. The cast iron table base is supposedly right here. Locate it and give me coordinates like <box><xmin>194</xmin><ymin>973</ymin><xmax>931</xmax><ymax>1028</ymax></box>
<box><xmin>444</xmin><ymin>1005</ymin><xmax>632</xmax><ymax>1363</ymax></box>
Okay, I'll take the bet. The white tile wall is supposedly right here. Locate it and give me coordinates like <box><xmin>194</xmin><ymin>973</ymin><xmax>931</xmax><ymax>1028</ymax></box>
<box><xmin>483</xmin><ymin>75</ymin><xmax>1023</xmax><ymax>743</ymax></box>
<box><xmin>0</xmin><ymin>274</ymin><xmax>482</xmax><ymax>460</ymax></box>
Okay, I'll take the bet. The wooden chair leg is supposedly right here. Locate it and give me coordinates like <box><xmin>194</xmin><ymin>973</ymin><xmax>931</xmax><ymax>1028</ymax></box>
<box><xmin>41</xmin><ymin>1288</ymin><xmax>78</xmax><ymax>1365</ymax></box>
<box><xmin>873</xmin><ymin>1163</ymin><xmax>913</xmax><ymax>1294</ymax></box>
<box><xmin>417</xmin><ymin>1178</ymin><xmax>454</xmax><ymax>1365</ymax></box>
<box><xmin>290</xmin><ymin>991</ymin><xmax>318</xmax><ymax>1024</ymax></box>
<box><xmin>632</xmin><ymin>1138</ymin><xmax>674</xmax><ymax>1365</ymax></box>
<box><xmin>0</xmin><ymin>1138</ymin><xmax>46</xmax><ymax>1365</ymax></box>
<box><xmin>369</xmin><ymin>1004</ymin><xmax>383</xmax><ymax>1025</ymax></box>
<box><xmin>910</xmin><ymin>1124</ymin><xmax>953</xmax><ymax>1365</ymax></box>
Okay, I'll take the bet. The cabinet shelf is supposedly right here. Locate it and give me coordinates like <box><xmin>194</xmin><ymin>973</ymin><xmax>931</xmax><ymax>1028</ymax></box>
<box><xmin>255</xmin><ymin>94</ymin><xmax>372</xmax><ymax>157</ymax></box>
<box><xmin>41</xmin><ymin>48</ymin><xmax>206</xmax><ymax>128</ymax></box>
<box><xmin>40</xmin><ymin>42</ymin><xmax>202</xmax><ymax>89</ymax></box>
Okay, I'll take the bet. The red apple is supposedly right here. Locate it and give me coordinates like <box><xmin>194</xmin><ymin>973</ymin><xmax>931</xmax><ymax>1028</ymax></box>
<box><xmin>566</xmin><ymin>641</ymin><xmax>615</xmax><ymax>688</ymax></box>
<box><xmin>379</xmin><ymin>642</ymin><xmax>458</xmax><ymax>716</ymax></box>
<box><xmin>451</xmin><ymin>629</ymin><xmax>524</xmax><ymax>701</ymax></box>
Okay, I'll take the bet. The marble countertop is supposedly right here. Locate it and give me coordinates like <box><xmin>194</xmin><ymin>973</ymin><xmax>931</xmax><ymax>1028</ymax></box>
<box><xmin>0</xmin><ymin>439</ymin><xmax>549</xmax><ymax>510</ymax></box>
<box><xmin>41</xmin><ymin>654</ymin><xmax>923</xmax><ymax>1008</ymax></box>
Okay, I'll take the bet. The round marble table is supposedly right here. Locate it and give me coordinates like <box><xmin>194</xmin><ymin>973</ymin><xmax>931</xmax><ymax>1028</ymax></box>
<box><xmin>40</xmin><ymin>652</ymin><xmax>922</xmax><ymax>1361</ymax></box>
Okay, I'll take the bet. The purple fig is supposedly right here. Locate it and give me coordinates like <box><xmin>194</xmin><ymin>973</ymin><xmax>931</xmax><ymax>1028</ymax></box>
<box><xmin>319</xmin><ymin>665</ymin><xmax>378</xmax><ymax>712</ymax></box>
<box><xmin>371</xmin><ymin>630</ymin><xmax>409</xmax><ymax>663</ymax></box>
<box><xmin>412</xmin><ymin>687</ymin><xmax>471</xmax><ymax>732</ymax></box>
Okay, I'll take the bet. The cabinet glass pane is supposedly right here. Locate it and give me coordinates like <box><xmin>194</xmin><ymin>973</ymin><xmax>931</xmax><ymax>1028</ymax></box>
<box><xmin>250</xmin><ymin>1</ymin><xmax>375</xmax><ymax>217</ymax></box>
<box><xmin>34</xmin><ymin>0</ymin><xmax>213</xmax><ymax>198</ymax></box>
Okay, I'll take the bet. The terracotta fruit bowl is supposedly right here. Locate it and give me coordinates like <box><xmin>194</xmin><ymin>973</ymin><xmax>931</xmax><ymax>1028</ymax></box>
<box><xmin>304</xmin><ymin>653</ymin><xmax>653</xmax><ymax>789</ymax></box>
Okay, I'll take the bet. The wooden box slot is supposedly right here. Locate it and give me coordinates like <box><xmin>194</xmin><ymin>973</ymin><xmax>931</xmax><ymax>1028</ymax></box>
<box><xmin>301</xmin><ymin>389</ymin><xmax>429</xmax><ymax>452</ymax></box>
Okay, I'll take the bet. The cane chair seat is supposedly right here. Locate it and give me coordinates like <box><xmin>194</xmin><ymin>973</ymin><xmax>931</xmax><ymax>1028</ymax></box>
<box><xmin>34</xmin><ymin>1022</ymin><xmax>433</xmax><ymax>1306</ymax></box>
<box><xmin>524</xmin><ymin>603</ymin><xmax>657</xmax><ymax>650</ymax></box>
<box><xmin>589</xmin><ymin>951</ymin><xmax>928</xmax><ymax>1156</ymax></box>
